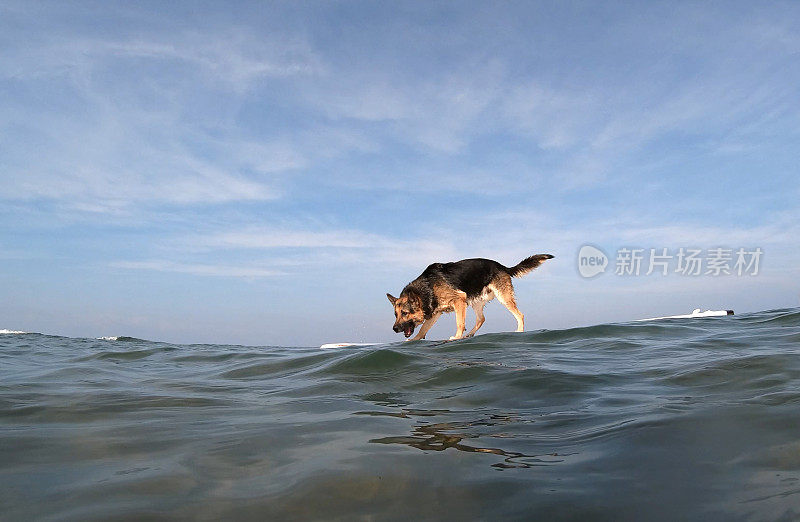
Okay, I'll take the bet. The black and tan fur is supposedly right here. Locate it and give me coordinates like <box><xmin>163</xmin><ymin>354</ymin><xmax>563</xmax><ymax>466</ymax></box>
<box><xmin>387</xmin><ymin>254</ymin><xmax>554</xmax><ymax>341</ymax></box>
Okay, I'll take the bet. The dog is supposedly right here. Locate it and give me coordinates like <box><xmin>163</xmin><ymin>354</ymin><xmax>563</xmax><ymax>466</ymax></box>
<box><xmin>387</xmin><ymin>254</ymin><xmax>553</xmax><ymax>341</ymax></box>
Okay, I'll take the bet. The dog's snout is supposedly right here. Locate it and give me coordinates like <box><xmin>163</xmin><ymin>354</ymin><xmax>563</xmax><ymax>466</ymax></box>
<box><xmin>393</xmin><ymin>324</ymin><xmax>401</xmax><ymax>333</ymax></box>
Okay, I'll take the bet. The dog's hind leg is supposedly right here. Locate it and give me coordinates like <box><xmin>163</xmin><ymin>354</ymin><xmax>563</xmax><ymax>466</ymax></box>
<box><xmin>490</xmin><ymin>276</ymin><xmax>525</xmax><ymax>332</ymax></box>
<box><xmin>409</xmin><ymin>311</ymin><xmax>442</xmax><ymax>341</ymax></box>
<box><xmin>464</xmin><ymin>299</ymin><xmax>486</xmax><ymax>338</ymax></box>
<box><xmin>449</xmin><ymin>291</ymin><xmax>468</xmax><ymax>340</ymax></box>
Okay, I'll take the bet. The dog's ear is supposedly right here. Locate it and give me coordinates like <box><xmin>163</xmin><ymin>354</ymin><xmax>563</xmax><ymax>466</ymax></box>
<box><xmin>386</xmin><ymin>293</ymin><xmax>397</xmax><ymax>305</ymax></box>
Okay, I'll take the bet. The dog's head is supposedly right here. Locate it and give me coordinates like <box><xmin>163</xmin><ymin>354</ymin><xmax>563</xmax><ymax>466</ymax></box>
<box><xmin>387</xmin><ymin>292</ymin><xmax>425</xmax><ymax>338</ymax></box>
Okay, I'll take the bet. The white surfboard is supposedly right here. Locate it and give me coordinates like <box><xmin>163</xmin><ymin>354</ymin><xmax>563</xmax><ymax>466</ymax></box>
<box><xmin>637</xmin><ymin>308</ymin><xmax>734</xmax><ymax>321</ymax></box>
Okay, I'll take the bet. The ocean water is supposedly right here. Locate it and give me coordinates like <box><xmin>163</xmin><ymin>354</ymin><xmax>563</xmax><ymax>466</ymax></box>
<box><xmin>2</xmin><ymin>309</ymin><xmax>800</xmax><ymax>521</ymax></box>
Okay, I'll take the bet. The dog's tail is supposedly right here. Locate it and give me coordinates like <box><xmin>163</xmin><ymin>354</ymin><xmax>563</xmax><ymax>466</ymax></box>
<box><xmin>505</xmin><ymin>254</ymin><xmax>554</xmax><ymax>278</ymax></box>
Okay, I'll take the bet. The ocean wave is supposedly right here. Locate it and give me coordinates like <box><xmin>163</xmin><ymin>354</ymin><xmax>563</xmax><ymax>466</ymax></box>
<box><xmin>737</xmin><ymin>307</ymin><xmax>800</xmax><ymax>325</ymax></box>
<box><xmin>97</xmin><ymin>335</ymin><xmax>153</xmax><ymax>342</ymax></box>
<box><xmin>3</xmin><ymin>307</ymin><xmax>800</xmax><ymax>520</ymax></box>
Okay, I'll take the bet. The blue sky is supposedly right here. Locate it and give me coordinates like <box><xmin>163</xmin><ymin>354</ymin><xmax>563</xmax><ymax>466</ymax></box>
<box><xmin>1</xmin><ymin>1</ymin><xmax>799</xmax><ymax>345</ymax></box>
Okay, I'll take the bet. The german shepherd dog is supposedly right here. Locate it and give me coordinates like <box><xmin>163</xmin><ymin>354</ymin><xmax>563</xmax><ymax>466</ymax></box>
<box><xmin>387</xmin><ymin>254</ymin><xmax>553</xmax><ymax>341</ymax></box>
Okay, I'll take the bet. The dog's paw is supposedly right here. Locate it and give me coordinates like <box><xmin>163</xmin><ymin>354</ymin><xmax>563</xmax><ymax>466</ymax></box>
<box><xmin>448</xmin><ymin>335</ymin><xmax>463</xmax><ymax>341</ymax></box>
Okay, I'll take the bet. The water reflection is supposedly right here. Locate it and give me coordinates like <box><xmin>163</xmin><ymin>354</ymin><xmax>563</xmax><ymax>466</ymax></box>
<box><xmin>358</xmin><ymin>409</ymin><xmax>567</xmax><ymax>469</ymax></box>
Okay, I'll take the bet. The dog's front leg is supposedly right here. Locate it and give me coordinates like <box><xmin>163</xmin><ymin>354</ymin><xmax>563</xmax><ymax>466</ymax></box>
<box><xmin>408</xmin><ymin>312</ymin><xmax>442</xmax><ymax>341</ymax></box>
<box><xmin>449</xmin><ymin>294</ymin><xmax>468</xmax><ymax>340</ymax></box>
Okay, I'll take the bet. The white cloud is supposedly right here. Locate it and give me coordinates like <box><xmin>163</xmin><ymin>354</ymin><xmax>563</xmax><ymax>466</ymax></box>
<box><xmin>306</xmin><ymin>62</ymin><xmax>505</xmax><ymax>153</ymax></box>
<box><xmin>1</xmin><ymin>26</ymin><xmax>321</xmax><ymax>87</ymax></box>
<box><xmin>5</xmin><ymin>2</ymin><xmax>797</xmax><ymax>214</ymax></box>
<box><xmin>111</xmin><ymin>225</ymin><xmax>463</xmax><ymax>280</ymax></box>
<box><xmin>195</xmin><ymin>226</ymin><xmax>462</xmax><ymax>270</ymax></box>
<box><xmin>197</xmin><ymin>228</ymin><xmax>386</xmax><ymax>250</ymax></box>
<box><xmin>0</xmin><ymin>20</ymin><xmax>323</xmax><ymax>211</ymax></box>
<box><xmin>111</xmin><ymin>260</ymin><xmax>284</xmax><ymax>278</ymax></box>
<box><xmin>4</xmin><ymin>124</ymin><xmax>281</xmax><ymax>206</ymax></box>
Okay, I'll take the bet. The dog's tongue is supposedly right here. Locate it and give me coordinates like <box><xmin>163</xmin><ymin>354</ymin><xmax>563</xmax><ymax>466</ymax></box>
<box><xmin>404</xmin><ymin>326</ymin><xmax>414</xmax><ymax>337</ymax></box>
